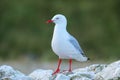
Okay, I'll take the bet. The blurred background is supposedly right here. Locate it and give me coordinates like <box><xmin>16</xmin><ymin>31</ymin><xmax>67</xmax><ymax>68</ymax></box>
<box><xmin>0</xmin><ymin>0</ymin><xmax>120</xmax><ymax>74</ymax></box>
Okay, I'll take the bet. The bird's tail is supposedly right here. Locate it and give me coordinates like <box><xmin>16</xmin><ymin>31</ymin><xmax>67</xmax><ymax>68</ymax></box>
<box><xmin>76</xmin><ymin>56</ymin><xmax>89</xmax><ymax>62</ymax></box>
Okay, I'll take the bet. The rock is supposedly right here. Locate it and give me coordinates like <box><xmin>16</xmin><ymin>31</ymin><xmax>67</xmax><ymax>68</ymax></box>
<box><xmin>29</xmin><ymin>69</ymin><xmax>53</xmax><ymax>80</ymax></box>
<box><xmin>0</xmin><ymin>65</ymin><xmax>32</xmax><ymax>80</ymax></box>
<box><xmin>54</xmin><ymin>74</ymin><xmax>70</xmax><ymax>80</ymax></box>
<box><xmin>69</xmin><ymin>68</ymin><xmax>94</xmax><ymax>80</ymax></box>
<box><xmin>87</xmin><ymin>64</ymin><xmax>107</xmax><ymax>73</ymax></box>
<box><xmin>68</xmin><ymin>64</ymin><xmax>106</xmax><ymax>80</ymax></box>
<box><xmin>0</xmin><ymin>60</ymin><xmax>120</xmax><ymax>80</ymax></box>
<box><xmin>69</xmin><ymin>71</ymin><xmax>94</xmax><ymax>80</ymax></box>
<box><xmin>95</xmin><ymin>60</ymin><xmax>120</xmax><ymax>80</ymax></box>
<box><xmin>12</xmin><ymin>76</ymin><xmax>32</xmax><ymax>80</ymax></box>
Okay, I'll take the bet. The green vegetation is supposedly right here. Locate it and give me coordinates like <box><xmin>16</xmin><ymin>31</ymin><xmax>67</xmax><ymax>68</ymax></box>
<box><xmin>0</xmin><ymin>0</ymin><xmax>120</xmax><ymax>60</ymax></box>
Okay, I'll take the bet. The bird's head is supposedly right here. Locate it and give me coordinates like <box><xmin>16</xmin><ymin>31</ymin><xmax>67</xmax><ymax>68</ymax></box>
<box><xmin>46</xmin><ymin>14</ymin><xmax>67</xmax><ymax>25</ymax></box>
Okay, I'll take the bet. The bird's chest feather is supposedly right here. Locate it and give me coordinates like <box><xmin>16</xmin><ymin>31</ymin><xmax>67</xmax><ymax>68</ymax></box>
<box><xmin>52</xmin><ymin>34</ymin><xmax>67</xmax><ymax>47</ymax></box>
<box><xmin>51</xmin><ymin>33</ymin><xmax>70</xmax><ymax>54</ymax></box>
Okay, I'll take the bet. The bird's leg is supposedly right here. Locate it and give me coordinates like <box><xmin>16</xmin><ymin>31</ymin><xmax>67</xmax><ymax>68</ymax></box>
<box><xmin>52</xmin><ymin>59</ymin><xmax>62</xmax><ymax>75</ymax></box>
<box><xmin>62</xmin><ymin>59</ymin><xmax>72</xmax><ymax>73</ymax></box>
<box><xmin>68</xmin><ymin>59</ymin><xmax>72</xmax><ymax>72</ymax></box>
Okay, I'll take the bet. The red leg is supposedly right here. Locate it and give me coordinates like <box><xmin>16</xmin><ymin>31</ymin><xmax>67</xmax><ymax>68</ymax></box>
<box><xmin>52</xmin><ymin>59</ymin><xmax>62</xmax><ymax>75</ymax></box>
<box><xmin>69</xmin><ymin>59</ymin><xmax>72</xmax><ymax>72</ymax></box>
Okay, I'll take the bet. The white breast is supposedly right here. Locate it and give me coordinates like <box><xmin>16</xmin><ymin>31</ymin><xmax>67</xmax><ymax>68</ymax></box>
<box><xmin>51</xmin><ymin>24</ymin><xmax>88</xmax><ymax>62</ymax></box>
<box><xmin>51</xmin><ymin>28</ymin><xmax>79</xmax><ymax>59</ymax></box>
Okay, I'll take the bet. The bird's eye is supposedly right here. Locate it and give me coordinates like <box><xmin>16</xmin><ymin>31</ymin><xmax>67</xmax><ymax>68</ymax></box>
<box><xmin>56</xmin><ymin>17</ymin><xmax>59</xmax><ymax>19</ymax></box>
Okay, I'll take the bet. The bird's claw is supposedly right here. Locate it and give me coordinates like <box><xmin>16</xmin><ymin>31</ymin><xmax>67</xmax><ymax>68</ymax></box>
<box><xmin>52</xmin><ymin>69</ymin><xmax>60</xmax><ymax>75</ymax></box>
<box><xmin>62</xmin><ymin>69</ymin><xmax>72</xmax><ymax>72</ymax></box>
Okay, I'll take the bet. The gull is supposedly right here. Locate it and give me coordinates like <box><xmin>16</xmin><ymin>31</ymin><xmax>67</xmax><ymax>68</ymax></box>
<box><xmin>46</xmin><ymin>14</ymin><xmax>89</xmax><ymax>75</ymax></box>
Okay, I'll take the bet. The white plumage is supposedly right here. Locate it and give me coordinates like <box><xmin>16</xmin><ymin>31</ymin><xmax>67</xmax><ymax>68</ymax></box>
<box><xmin>51</xmin><ymin>14</ymin><xmax>88</xmax><ymax>61</ymax></box>
<box><xmin>47</xmin><ymin>14</ymin><xmax>89</xmax><ymax>74</ymax></box>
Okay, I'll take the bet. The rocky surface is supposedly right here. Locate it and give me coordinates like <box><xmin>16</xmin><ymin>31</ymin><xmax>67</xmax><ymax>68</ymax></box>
<box><xmin>95</xmin><ymin>60</ymin><xmax>120</xmax><ymax>80</ymax></box>
<box><xmin>0</xmin><ymin>65</ymin><xmax>32</xmax><ymax>80</ymax></box>
<box><xmin>0</xmin><ymin>60</ymin><xmax>120</xmax><ymax>80</ymax></box>
<box><xmin>29</xmin><ymin>69</ymin><xmax>53</xmax><ymax>80</ymax></box>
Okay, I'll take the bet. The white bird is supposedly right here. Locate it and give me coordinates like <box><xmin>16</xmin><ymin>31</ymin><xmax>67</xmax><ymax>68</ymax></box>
<box><xmin>47</xmin><ymin>14</ymin><xmax>89</xmax><ymax>75</ymax></box>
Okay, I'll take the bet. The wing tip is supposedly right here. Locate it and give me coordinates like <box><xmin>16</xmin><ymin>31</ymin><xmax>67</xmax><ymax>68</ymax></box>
<box><xmin>87</xmin><ymin>57</ymin><xmax>90</xmax><ymax>60</ymax></box>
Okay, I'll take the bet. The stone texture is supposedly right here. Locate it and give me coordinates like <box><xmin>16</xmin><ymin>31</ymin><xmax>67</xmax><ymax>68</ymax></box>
<box><xmin>54</xmin><ymin>74</ymin><xmax>70</xmax><ymax>80</ymax></box>
<box><xmin>0</xmin><ymin>60</ymin><xmax>120</xmax><ymax>80</ymax></box>
<box><xmin>29</xmin><ymin>69</ymin><xmax>53</xmax><ymax>80</ymax></box>
<box><xmin>95</xmin><ymin>60</ymin><xmax>120</xmax><ymax>80</ymax></box>
<box><xmin>0</xmin><ymin>65</ymin><xmax>32</xmax><ymax>80</ymax></box>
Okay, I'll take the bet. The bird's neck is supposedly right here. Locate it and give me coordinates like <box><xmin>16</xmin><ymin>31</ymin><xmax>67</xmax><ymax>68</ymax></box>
<box><xmin>53</xmin><ymin>23</ymin><xmax>67</xmax><ymax>38</ymax></box>
<box><xmin>54</xmin><ymin>23</ymin><xmax>67</xmax><ymax>32</ymax></box>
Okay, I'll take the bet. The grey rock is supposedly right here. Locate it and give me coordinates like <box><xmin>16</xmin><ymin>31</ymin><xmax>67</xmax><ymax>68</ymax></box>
<box><xmin>29</xmin><ymin>69</ymin><xmax>53</xmax><ymax>80</ymax></box>
<box><xmin>1</xmin><ymin>60</ymin><xmax>120</xmax><ymax>80</ymax></box>
<box><xmin>0</xmin><ymin>65</ymin><xmax>32</xmax><ymax>80</ymax></box>
<box><xmin>55</xmin><ymin>74</ymin><xmax>70</xmax><ymax>80</ymax></box>
<box><xmin>68</xmin><ymin>64</ymin><xmax>106</xmax><ymax>80</ymax></box>
<box><xmin>12</xmin><ymin>76</ymin><xmax>32</xmax><ymax>80</ymax></box>
<box><xmin>69</xmin><ymin>70</ymin><xmax>94</xmax><ymax>80</ymax></box>
<box><xmin>87</xmin><ymin>64</ymin><xmax>107</xmax><ymax>73</ymax></box>
<box><xmin>95</xmin><ymin>60</ymin><xmax>120</xmax><ymax>80</ymax></box>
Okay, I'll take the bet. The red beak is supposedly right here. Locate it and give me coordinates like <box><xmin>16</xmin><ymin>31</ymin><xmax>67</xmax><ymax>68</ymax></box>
<box><xmin>46</xmin><ymin>20</ymin><xmax>53</xmax><ymax>23</ymax></box>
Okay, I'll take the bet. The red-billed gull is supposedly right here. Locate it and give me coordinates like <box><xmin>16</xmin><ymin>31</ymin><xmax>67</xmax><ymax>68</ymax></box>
<box><xmin>47</xmin><ymin>14</ymin><xmax>89</xmax><ymax>75</ymax></box>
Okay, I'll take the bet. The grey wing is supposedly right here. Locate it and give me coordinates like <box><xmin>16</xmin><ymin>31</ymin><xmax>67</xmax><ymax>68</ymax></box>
<box><xmin>68</xmin><ymin>34</ymin><xmax>86</xmax><ymax>57</ymax></box>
